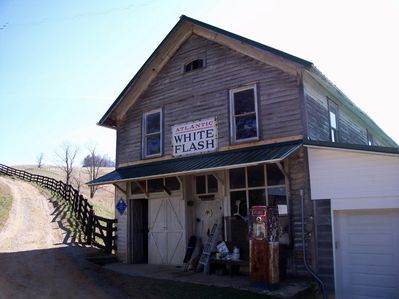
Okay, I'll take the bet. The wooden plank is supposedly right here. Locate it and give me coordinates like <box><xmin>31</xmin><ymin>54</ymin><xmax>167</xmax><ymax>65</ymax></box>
<box><xmin>117</xmin><ymin>35</ymin><xmax>303</xmax><ymax>166</ymax></box>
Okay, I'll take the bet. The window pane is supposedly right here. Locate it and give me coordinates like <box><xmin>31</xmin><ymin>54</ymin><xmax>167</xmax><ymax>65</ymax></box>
<box><xmin>267</xmin><ymin>187</ymin><xmax>287</xmax><ymax>206</ymax></box>
<box><xmin>331</xmin><ymin>128</ymin><xmax>338</xmax><ymax>142</ymax></box>
<box><xmin>148</xmin><ymin>178</ymin><xmax>164</xmax><ymax>193</ymax></box>
<box><xmin>146</xmin><ymin>112</ymin><xmax>160</xmax><ymax>134</ymax></box>
<box><xmin>146</xmin><ymin>134</ymin><xmax>160</xmax><ymax>156</ymax></box>
<box><xmin>234</xmin><ymin>89</ymin><xmax>255</xmax><ymax>115</ymax></box>
<box><xmin>196</xmin><ymin>176</ymin><xmax>206</xmax><ymax>194</ymax></box>
<box><xmin>229</xmin><ymin>168</ymin><xmax>246</xmax><ymax>189</ymax></box>
<box><xmin>329</xmin><ymin>111</ymin><xmax>337</xmax><ymax>129</ymax></box>
<box><xmin>247</xmin><ymin>165</ymin><xmax>265</xmax><ymax>187</ymax></box>
<box><xmin>230</xmin><ymin>191</ymin><xmax>247</xmax><ymax>217</ymax></box>
<box><xmin>207</xmin><ymin>175</ymin><xmax>218</xmax><ymax>193</ymax></box>
<box><xmin>248</xmin><ymin>189</ymin><xmax>266</xmax><ymax>209</ymax></box>
<box><xmin>131</xmin><ymin>181</ymin><xmax>146</xmax><ymax>194</ymax></box>
<box><xmin>235</xmin><ymin>114</ymin><xmax>257</xmax><ymax>140</ymax></box>
<box><xmin>266</xmin><ymin>164</ymin><xmax>285</xmax><ymax>186</ymax></box>
<box><xmin>165</xmin><ymin>177</ymin><xmax>180</xmax><ymax>191</ymax></box>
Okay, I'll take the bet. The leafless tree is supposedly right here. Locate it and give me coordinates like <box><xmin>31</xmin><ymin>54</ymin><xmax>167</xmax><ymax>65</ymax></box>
<box><xmin>72</xmin><ymin>171</ymin><xmax>83</xmax><ymax>193</ymax></box>
<box><xmin>36</xmin><ymin>153</ymin><xmax>44</xmax><ymax>168</ymax></box>
<box><xmin>85</xmin><ymin>145</ymin><xmax>105</xmax><ymax>198</ymax></box>
<box><xmin>55</xmin><ymin>143</ymin><xmax>79</xmax><ymax>186</ymax></box>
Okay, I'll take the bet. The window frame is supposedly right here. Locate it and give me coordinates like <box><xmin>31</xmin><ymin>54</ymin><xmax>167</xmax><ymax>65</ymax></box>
<box><xmin>142</xmin><ymin>108</ymin><xmax>163</xmax><ymax>159</ymax></box>
<box><xmin>328</xmin><ymin>99</ymin><xmax>339</xmax><ymax>143</ymax></box>
<box><xmin>229</xmin><ymin>84</ymin><xmax>259</xmax><ymax>144</ymax></box>
<box><xmin>367</xmin><ymin>129</ymin><xmax>374</xmax><ymax>146</ymax></box>
<box><xmin>194</xmin><ymin>174</ymin><xmax>219</xmax><ymax>196</ymax></box>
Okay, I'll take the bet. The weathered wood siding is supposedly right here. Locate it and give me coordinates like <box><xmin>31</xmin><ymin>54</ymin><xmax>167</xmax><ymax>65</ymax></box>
<box><xmin>304</xmin><ymin>77</ymin><xmax>388</xmax><ymax>146</ymax></box>
<box><xmin>115</xmin><ymin>183</ymin><xmax>128</xmax><ymax>262</ymax></box>
<box><xmin>116</xmin><ymin>34</ymin><xmax>303</xmax><ymax>165</ymax></box>
<box><xmin>314</xmin><ymin>199</ymin><xmax>334</xmax><ymax>292</ymax></box>
<box><xmin>285</xmin><ymin>147</ymin><xmax>316</xmax><ymax>274</ymax></box>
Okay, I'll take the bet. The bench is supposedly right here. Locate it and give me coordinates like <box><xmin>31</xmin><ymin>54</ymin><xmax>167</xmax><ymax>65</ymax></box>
<box><xmin>209</xmin><ymin>259</ymin><xmax>249</xmax><ymax>276</ymax></box>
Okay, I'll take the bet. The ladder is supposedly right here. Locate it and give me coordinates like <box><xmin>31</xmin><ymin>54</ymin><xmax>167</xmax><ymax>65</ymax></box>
<box><xmin>196</xmin><ymin>219</ymin><xmax>221</xmax><ymax>273</ymax></box>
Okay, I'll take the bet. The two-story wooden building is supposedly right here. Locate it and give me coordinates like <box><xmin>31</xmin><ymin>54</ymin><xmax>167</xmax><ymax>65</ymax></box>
<box><xmin>89</xmin><ymin>16</ymin><xmax>399</xmax><ymax>298</ymax></box>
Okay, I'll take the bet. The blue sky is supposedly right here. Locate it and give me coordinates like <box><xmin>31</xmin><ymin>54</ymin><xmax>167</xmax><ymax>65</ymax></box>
<box><xmin>1</xmin><ymin>0</ymin><xmax>398</xmax><ymax>166</ymax></box>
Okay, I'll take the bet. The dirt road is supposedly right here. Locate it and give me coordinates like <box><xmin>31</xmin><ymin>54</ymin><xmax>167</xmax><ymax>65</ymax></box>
<box><xmin>0</xmin><ymin>176</ymin><xmax>123</xmax><ymax>299</ymax></box>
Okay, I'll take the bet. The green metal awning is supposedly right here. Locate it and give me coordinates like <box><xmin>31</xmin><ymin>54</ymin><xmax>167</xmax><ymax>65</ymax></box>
<box><xmin>88</xmin><ymin>140</ymin><xmax>302</xmax><ymax>186</ymax></box>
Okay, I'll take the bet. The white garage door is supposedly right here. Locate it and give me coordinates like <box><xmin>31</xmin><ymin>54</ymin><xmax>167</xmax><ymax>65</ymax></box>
<box><xmin>334</xmin><ymin>209</ymin><xmax>399</xmax><ymax>299</ymax></box>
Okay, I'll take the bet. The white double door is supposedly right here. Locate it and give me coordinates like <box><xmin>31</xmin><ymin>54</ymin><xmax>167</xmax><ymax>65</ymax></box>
<box><xmin>148</xmin><ymin>197</ymin><xmax>185</xmax><ymax>265</ymax></box>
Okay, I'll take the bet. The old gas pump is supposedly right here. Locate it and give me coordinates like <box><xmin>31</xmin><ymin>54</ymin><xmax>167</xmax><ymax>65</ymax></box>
<box><xmin>249</xmin><ymin>206</ymin><xmax>279</xmax><ymax>289</ymax></box>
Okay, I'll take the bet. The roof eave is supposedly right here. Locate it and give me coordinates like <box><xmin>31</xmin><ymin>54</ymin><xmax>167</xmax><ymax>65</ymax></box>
<box><xmin>305</xmin><ymin>67</ymin><xmax>398</xmax><ymax>147</ymax></box>
<box><xmin>98</xmin><ymin>15</ymin><xmax>314</xmax><ymax>127</ymax></box>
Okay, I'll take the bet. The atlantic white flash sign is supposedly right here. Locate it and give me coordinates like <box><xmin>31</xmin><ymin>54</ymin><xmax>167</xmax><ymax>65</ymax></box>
<box><xmin>172</xmin><ymin>117</ymin><xmax>218</xmax><ymax>157</ymax></box>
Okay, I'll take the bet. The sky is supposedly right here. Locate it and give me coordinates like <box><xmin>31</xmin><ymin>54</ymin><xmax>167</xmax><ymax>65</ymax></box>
<box><xmin>1</xmin><ymin>0</ymin><xmax>398</xmax><ymax>166</ymax></box>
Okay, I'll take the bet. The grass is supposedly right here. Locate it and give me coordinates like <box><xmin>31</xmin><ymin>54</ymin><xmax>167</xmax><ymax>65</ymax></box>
<box><xmin>0</xmin><ymin>179</ymin><xmax>13</xmax><ymax>230</ymax></box>
<box><xmin>14</xmin><ymin>165</ymin><xmax>115</xmax><ymax>219</ymax></box>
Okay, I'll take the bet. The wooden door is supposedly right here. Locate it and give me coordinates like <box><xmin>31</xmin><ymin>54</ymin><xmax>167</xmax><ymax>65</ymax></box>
<box><xmin>130</xmin><ymin>198</ymin><xmax>148</xmax><ymax>263</ymax></box>
<box><xmin>148</xmin><ymin>197</ymin><xmax>185</xmax><ymax>265</ymax></box>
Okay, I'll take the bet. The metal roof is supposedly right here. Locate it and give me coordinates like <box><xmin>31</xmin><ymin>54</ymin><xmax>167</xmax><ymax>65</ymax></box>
<box><xmin>88</xmin><ymin>140</ymin><xmax>302</xmax><ymax>186</ymax></box>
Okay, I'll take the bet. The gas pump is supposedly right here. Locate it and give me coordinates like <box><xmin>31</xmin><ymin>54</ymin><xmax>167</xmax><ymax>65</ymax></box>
<box><xmin>249</xmin><ymin>206</ymin><xmax>279</xmax><ymax>289</ymax></box>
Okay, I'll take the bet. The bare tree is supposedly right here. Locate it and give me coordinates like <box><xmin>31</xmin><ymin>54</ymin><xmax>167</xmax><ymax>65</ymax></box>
<box><xmin>85</xmin><ymin>145</ymin><xmax>105</xmax><ymax>198</ymax></box>
<box><xmin>55</xmin><ymin>143</ymin><xmax>79</xmax><ymax>186</ymax></box>
<box><xmin>36</xmin><ymin>153</ymin><xmax>44</xmax><ymax>168</ymax></box>
<box><xmin>72</xmin><ymin>171</ymin><xmax>83</xmax><ymax>193</ymax></box>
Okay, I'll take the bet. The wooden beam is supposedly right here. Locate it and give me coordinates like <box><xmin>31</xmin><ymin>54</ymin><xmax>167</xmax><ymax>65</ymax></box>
<box><xmin>213</xmin><ymin>173</ymin><xmax>225</xmax><ymax>187</ymax></box>
<box><xmin>113</xmin><ymin>183</ymin><xmax>127</xmax><ymax>196</ymax></box>
<box><xmin>162</xmin><ymin>185</ymin><xmax>171</xmax><ymax>196</ymax></box>
<box><xmin>134</xmin><ymin>181</ymin><xmax>149</xmax><ymax>198</ymax></box>
<box><xmin>276</xmin><ymin>162</ymin><xmax>289</xmax><ymax>179</ymax></box>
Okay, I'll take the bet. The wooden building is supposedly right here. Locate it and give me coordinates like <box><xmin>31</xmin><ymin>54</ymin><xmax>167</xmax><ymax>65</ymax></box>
<box><xmin>89</xmin><ymin>16</ymin><xmax>399</xmax><ymax>298</ymax></box>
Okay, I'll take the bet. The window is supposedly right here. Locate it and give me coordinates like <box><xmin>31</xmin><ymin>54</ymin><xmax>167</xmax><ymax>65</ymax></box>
<box><xmin>230</xmin><ymin>85</ymin><xmax>259</xmax><ymax>143</ymax></box>
<box><xmin>229</xmin><ymin>164</ymin><xmax>287</xmax><ymax>217</ymax></box>
<box><xmin>328</xmin><ymin>101</ymin><xmax>338</xmax><ymax>142</ymax></box>
<box><xmin>228</xmin><ymin>164</ymin><xmax>290</xmax><ymax>244</ymax></box>
<box><xmin>184</xmin><ymin>59</ymin><xmax>204</xmax><ymax>73</ymax></box>
<box><xmin>367</xmin><ymin>129</ymin><xmax>374</xmax><ymax>146</ymax></box>
<box><xmin>130</xmin><ymin>177</ymin><xmax>181</xmax><ymax>195</ymax></box>
<box><xmin>195</xmin><ymin>175</ymin><xmax>218</xmax><ymax>195</ymax></box>
<box><xmin>143</xmin><ymin>109</ymin><xmax>162</xmax><ymax>158</ymax></box>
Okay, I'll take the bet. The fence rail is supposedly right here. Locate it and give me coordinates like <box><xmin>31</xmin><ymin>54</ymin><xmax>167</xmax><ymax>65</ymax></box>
<box><xmin>0</xmin><ymin>163</ymin><xmax>117</xmax><ymax>253</ymax></box>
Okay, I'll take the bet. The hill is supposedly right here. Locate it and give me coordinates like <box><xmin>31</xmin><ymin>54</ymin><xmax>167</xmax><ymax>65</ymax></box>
<box><xmin>14</xmin><ymin>165</ymin><xmax>115</xmax><ymax>219</ymax></box>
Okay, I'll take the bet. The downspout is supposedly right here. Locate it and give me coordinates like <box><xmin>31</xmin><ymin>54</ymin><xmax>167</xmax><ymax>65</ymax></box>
<box><xmin>300</xmin><ymin>189</ymin><xmax>327</xmax><ymax>299</ymax></box>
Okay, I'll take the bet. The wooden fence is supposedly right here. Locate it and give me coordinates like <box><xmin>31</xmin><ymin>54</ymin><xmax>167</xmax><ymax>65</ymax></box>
<box><xmin>0</xmin><ymin>163</ymin><xmax>117</xmax><ymax>253</ymax></box>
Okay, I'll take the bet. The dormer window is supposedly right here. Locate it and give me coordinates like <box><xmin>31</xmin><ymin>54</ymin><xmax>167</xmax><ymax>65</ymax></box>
<box><xmin>184</xmin><ymin>59</ymin><xmax>204</xmax><ymax>73</ymax></box>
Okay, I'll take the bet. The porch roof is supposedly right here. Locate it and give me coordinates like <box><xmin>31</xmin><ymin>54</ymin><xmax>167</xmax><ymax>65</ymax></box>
<box><xmin>88</xmin><ymin>140</ymin><xmax>302</xmax><ymax>186</ymax></box>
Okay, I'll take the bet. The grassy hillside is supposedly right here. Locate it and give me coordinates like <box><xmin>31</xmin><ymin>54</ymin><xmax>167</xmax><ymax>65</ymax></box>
<box><xmin>14</xmin><ymin>165</ymin><xmax>115</xmax><ymax>219</ymax></box>
<box><xmin>0</xmin><ymin>180</ymin><xmax>13</xmax><ymax>230</ymax></box>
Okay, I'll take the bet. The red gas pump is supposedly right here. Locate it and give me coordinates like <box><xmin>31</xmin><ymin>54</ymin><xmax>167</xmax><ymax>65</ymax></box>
<box><xmin>249</xmin><ymin>206</ymin><xmax>279</xmax><ymax>289</ymax></box>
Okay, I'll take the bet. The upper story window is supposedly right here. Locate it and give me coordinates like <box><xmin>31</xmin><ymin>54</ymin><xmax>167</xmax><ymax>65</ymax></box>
<box><xmin>143</xmin><ymin>109</ymin><xmax>162</xmax><ymax>158</ymax></box>
<box><xmin>367</xmin><ymin>129</ymin><xmax>374</xmax><ymax>146</ymax></box>
<box><xmin>229</xmin><ymin>85</ymin><xmax>259</xmax><ymax>143</ymax></box>
<box><xmin>328</xmin><ymin>100</ymin><xmax>339</xmax><ymax>142</ymax></box>
<box><xmin>184</xmin><ymin>59</ymin><xmax>204</xmax><ymax>73</ymax></box>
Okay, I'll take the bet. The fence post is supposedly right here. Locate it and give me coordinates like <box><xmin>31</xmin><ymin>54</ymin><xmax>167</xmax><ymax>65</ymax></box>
<box><xmin>86</xmin><ymin>208</ymin><xmax>94</xmax><ymax>245</ymax></box>
<box><xmin>105</xmin><ymin>220</ymin><xmax>113</xmax><ymax>254</ymax></box>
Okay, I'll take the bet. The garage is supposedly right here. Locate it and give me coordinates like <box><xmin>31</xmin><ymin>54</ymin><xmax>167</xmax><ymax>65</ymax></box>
<box><xmin>334</xmin><ymin>209</ymin><xmax>399</xmax><ymax>299</ymax></box>
<box><xmin>306</xmin><ymin>141</ymin><xmax>399</xmax><ymax>298</ymax></box>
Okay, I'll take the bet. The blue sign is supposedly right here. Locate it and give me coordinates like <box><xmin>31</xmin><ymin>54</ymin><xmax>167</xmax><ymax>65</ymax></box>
<box><xmin>116</xmin><ymin>198</ymin><xmax>127</xmax><ymax>215</ymax></box>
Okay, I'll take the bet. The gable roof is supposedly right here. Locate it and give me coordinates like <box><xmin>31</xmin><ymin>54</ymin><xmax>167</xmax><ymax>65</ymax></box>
<box><xmin>98</xmin><ymin>15</ymin><xmax>313</xmax><ymax>128</ymax></box>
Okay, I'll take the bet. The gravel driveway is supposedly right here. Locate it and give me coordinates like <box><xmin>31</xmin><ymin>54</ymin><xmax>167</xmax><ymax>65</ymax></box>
<box><xmin>0</xmin><ymin>176</ymin><xmax>123</xmax><ymax>299</ymax></box>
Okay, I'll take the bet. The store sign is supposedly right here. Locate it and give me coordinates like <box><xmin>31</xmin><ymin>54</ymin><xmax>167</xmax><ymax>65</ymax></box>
<box><xmin>172</xmin><ymin>117</ymin><xmax>218</xmax><ymax>157</ymax></box>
